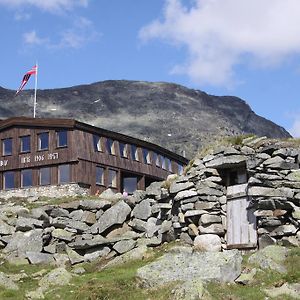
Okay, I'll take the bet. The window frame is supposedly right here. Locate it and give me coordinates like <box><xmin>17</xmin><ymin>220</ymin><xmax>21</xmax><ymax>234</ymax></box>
<box><xmin>58</xmin><ymin>164</ymin><xmax>70</xmax><ymax>184</ymax></box>
<box><xmin>56</xmin><ymin>130</ymin><xmax>68</xmax><ymax>148</ymax></box>
<box><xmin>2</xmin><ymin>138</ymin><xmax>12</xmax><ymax>156</ymax></box>
<box><xmin>21</xmin><ymin>169</ymin><xmax>33</xmax><ymax>188</ymax></box>
<box><xmin>142</xmin><ymin>148</ymin><xmax>151</xmax><ymax>164</ymax></box>
<box><xmin>131</xmin><ymin>145</ymin><xmax>139</xmax><ymax>161</ymax></box>
<box><xmin>96</xmin><ymin>166</ymin><xmax>105</xmax><ymax>186</ymax></box>
<box><xmin>20</xmin><ymin>135</ymin><xmax>31</xmax><ymax>153</ymax></box>
<box><xmin>3</xmin><ymin>171</ymin><xmax>14</xmax><ymax>190</ymax></box>
<box><xmin>93</xmin><ymin>135</ymin><xmax>102</xmax><ymax>152</ymax></box>
<box><xmin>37</xmin><ymin>132</ymin><xmax>49</xmax><ymax>151</ymax></box>
<box><xmin>106</xmin><ymin>138</ymin><xmax>116</xmax><ymax>155</ymax></box>
<box><xmin>108</xmin><ymin>169</ymin><xmax>117</xmax><ymax>188</ymax></box>
<box><xmin>39</xmin><ymin>167</ymin><xmax>51</xmax><ymax>186</ymax></box>
<box><xmin>119</xmin><ymin>142</ymin><xmax>128</xmax><ymax>158</ymax></box>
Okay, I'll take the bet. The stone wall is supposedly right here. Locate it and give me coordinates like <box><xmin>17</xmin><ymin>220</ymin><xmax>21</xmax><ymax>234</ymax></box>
<box><xmin>0</xmin><ymin>183</ymin><xmax>90</xmax><ymax>201</ymax></box>
<box><xmin>0</xmin><ymin>136</ymin><xmax>299</xmax><ymax>266</ymax></box>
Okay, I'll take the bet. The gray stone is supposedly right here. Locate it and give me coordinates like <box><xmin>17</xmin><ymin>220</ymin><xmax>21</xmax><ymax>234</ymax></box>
<box><xmin>264</xmin><ymin>283</ymin><xmax>300</xmax><ymax>299</ymax></box>
<box><xmin>248</xmin><ymin>186</ymin><xmax>294</xmax><ymax>198</ymax></box>
<box><xmin>136</xmin><ymin>249</ymin><xmax>242</xmax><ymax>287</ymax></box>
<box><xmin>84</xmin><ymin>246</ymin><xmax>111</xmax><ymax>262</ymax></box>
<box><xmin>132</xmin><ymin>199</ymin><xmax>152</xmax><ymax>220</ymax></box>
<box><xmin>159</xmin><ymin>220</ymin><xmax>172</xmax><ymax>234</ymax></box>
<box><xmin>66</xmin><ymin>247</ymin><xmax>84</xmax><ymax>265</ymax></box>
<box><xmin>16</xmin><ymin>217</ymin><xmax>44</xmax><ymax>231</ymax></box>
<box><xmin>269</xmin><ymin>224</ymin><xmax>297</xmax><ymax>237</ymax></box>
<box><xmin>67</xmin><ymin>220</ymin><xmax>90</xmax><ymax>232</ymax></box>
<box><xmin>128</xmin><ymin>218</ymin><xmax>147</xmax><ymax>232</ymax></box>
<box><xmin>181</xmin><ymin>203</ymin><xmax>194</xmax><ymax>212</ymax></box>
<box><xmin>95</xmin><ymin>200</ymin><xmax>131</xmax><ymax>234</ymax></box>
<box><xmin>39</xmin><ymin>267</ymin><xmax>72</xmax><ymax>288</ymax></box>
<box><xmin>50</xmin><ymin>207</ymin><xmax>70</xmax><ymax>218</ymax></box>
<box><xmin>174</xmin><ymin>190</ymin><xmax>198</xmax><ymax>201</ymax></box>
<box><xmin>199</xmin><ymin>224</ymin><xmax>225</xmax><ymax>235</ymax></box>
<box><xmin>0</xmin><ymin>271</ymin><xmax>19</xmax><ymax>290</ymax></box>
<box><xmin>103</xmin><ymin>245</ymin><xmax>148</xmax><ymax>269</ymax></box>
<box><xmin>185</xmin><ymin>210</ymin><xmax>206</xmax><ymax>217</ymax></box>
<box><xmin>4</xmin><ymin>229</ymin><xmax>43</xmax><ymax>255</ymax></box>
<box><xmin>197</xmin><ymin>187</ymin><xmax>224</xmax><ymax>197</ymax></box>
<box><xmin>68</xmin><ymin>236</ymin><xmax>109</xmax><ymax>250</ymax></box>
<box><xmin>69</xmin><ymin>209</ymin><xmax>84</xmax><ymax>221</ymax></box>
<box><xmin>205</xmin><ymin>155</ymin><xmax>246</xmax><ymax>168</ymax></box>
<box><xmin>248</xmin><ymin>245</ymin><xmax>289</xmax><ymax>273</ymax></box>
<box><xmin>52</xmin><ymin>228</ymin><xmax>75</xmax><ymax>242</ymax></box>
<box><xmin>81</xmin><ymin>211</ymin><xmax>96</xmax><ymax>224</ymax></box>
<box><xmin>146</xmin><ymin>217</ymin><xmax>161</xmax><ymax>237</ymax></box>
<box><xmin>113</xmin><ymin>239</ymin><xmax>136</xmax><ymax>254</ymax></box>
<box><xmin>26</xmin><ymin>252</ymin><xmax>54</xmax><ymax>264</ymax></box>
<box><xmin>145</xmin><ymin>181</ymin><xmax>163</xmax><ymax>198</ymax></box>
<box><xmin>259</xmin><ymin>234</ymin><xmax>277</xmax><ymax>249</ymax></box>
<box><xmin>195</xmin><ymin>202</ymin><xmax>219</xmax><ymax>210</ymax></box>
<box><xmin>172</xmin><ymin>279</ymin><xmax>209</xmax><ymax>300</ymax></box>
<box><xmin>235</xmin><ymin>268</ymin><xmax>257</xmax><ymax>285</ymax></box>
<box><xmin>0</xmin><ymin>219</ymin><xmax>15</xmax><ymax>235</ymax></box>
<box><xmin>79</xmin><ymin>199</ymin><xmax>111</xmax><ymax>210</ymax></box>
<box><xmin>200</xmin><ymin>214</ymin><xmax>221</xmax><ymax>225</ymax></box>
<box><xmin>180</xmin><ymin>232</ymin><xmax>194</xmax><ymax>245</ymax></box>
<box><xmin>170</xmin><ymin>181</ymin><xmax>194</xmax><ymax>194</ymax></box>
<box><xmin>194</xmin><ymin>234</ymin><xmax>222</xmax><ymax>252</ymax></box>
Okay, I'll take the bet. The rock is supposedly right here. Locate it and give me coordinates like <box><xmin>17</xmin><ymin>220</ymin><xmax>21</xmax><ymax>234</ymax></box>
<box><xmin>16</xmin><ymin>217</ymin><xmax>44</xmax><ymax>231</ymax></box>
<box><xmin>259</xmin><ymin>234</ymin><xmax>277</xmax><ymax>249</ymax></box>
<box><xmin>159</xmin><ymin>220</ymin><xmax>172</xmax><ymax>234</ymax></box>
<box><xmin>132</xmin><ymin>199</ymin><xmax>152</xmax><ymax>220</ymax></box>
<box><xmin>68</xmin><ymin>236</ymin><xmax>109</xmax><ymax>250</ymax></box>
<box><xmin>0</xmin><ymin>219</ymin><xmax>15</xmax><ymax>235</ymax></box>
<box><xmin>95</xmin><ymin>200</ymin><xmax>131</xmax><ymax>234</ymax></box>
<box><xmin>248</xmin><ymin>245</ymin><xmax>289</xmax><ymax>273</ymax></box>
<box><xmin>248</xmin><ymin>186</ymin><xmax>294</xmax><ymax>198</ymax></box>
<box><xmin>197</xmin><ymin>187</ymin><xmax>224</xmax><ymax>197</ymax></box>
<box><xmin>105</xmin><ymin>223</ymin><xmax>131</xmax><ymax>239</ymax></box>
<box><xmin>188</xmin><ymin>224</ymin><xmax>199</xmax><ymax>236</ymax></box>
<box><xmin>113</xmin><ymin>239</ymin><xmax>136</xmax><ymax>254</ymax></box>
<box><xmin>69</xmin><ymin>209</ymin><xmax>84</xmax><ymax>221</ymax></box>
<box><xmin>180</xmin><ymin>232</ymin><xmax>194</xmax><ymax>245</ymax></box>
<box><xmin>66</xmin><ymin>247</ymin><xmax>84</xmax><ymax>265</ymax></box>
<box><xmin>67</xmin><ymin>220</ymin><xmax>90</xmax><ymax>233</ymax></box>
<box><xmin>146</xmin><ymin>217</ymin><xmax>161</xmax><ymax>237</ymax></box>
<box><xmin>0</xmin><ymin>271</ymin><xmax>19</xmax><ymax>290</ymax></box>
<box><xmin>26</xmin><ymin>252</ymin><xmax>54</xmax><ymax>264</ymax></box>
<box><xmin>4</xmin><ymin>229</ymin><xmax>43</xmax><ymax>255</ymax></box>
<box><xmin>200</xmin><ymin>214</ymin><xmax>222</xmax><ymax>225</ymax></box>
<box><xmin>145</xmin><ymin>181</ymin><xmax>163</xmax><ymax>198</ymax></box>
<box><xmin>72</xmin><ymin>267</ymin><xmax>86</xmax><ymax>274</ymax></box>
<box><xmin>195</xmin><ymin>202</ymin><xmax>219</xmax><ymax>210</ymax></box>
<box><xmin>199</xmin><ymin>224</ymin><xmax>225</xmax><ymax>235</ymax></box>
<box><xmin>39</xmin><ymin>267</ymin><xmax>72</xmax><ymax>289</ymax></box>
<box><xmin>51</xmin><ymin>228</ymin><xmax>75</xmax><ymax>242</ymax></box>
<box><xmin>81</xmin><ymin>211</ymin><xmax>96</xmax><ymax>224</ymax></box>
<box><xmin>185</xmin><ymin>210</ymin><xmax>206</xmax><ymax>217</ymax></box>
<box><xmin>128</xmin><ymin>218</ymin><xmax>148</xmax><ymax>232</ymax></box>
<box><xmin>172</xmin><ymin>279</ymin><xmax>210</xmax><ymax>300</ymax></box>
<box><xmin>79</xmin><ymin>199</ymin><xmax>111</xmax><ymax>210</ymax></box>
<box><xmin>136</xmin><ymin>249</ymin><xmax>242</xmax><ymax>288</ymax></box>
<box><xmin>194</xmin><ymin>234</ymin><xmax>222</xmax><ymax>252</ymax></box>
<box><xmin>205</xmin><ymin>155</ymin><xmax>246</xmax><ymax>168</ymax></box>
<box><xmin>269</xmin><ymin>224</ymin><xmax>297</xmax><ymax>237</ymax></box>
<box><xmin>174</xmin><ymin>190</ymin><xmax>198</xmax><ymax>201</ymax></box>
<box><xmin>170</xmin><ymin>181</ymin><xmax>194</xmax><ymax>194</ymax></box>
<box><xmin>181</xmin><ymin>203</ymin><xmax>194</xmax><ymax>211</ymax></box>
<box><xmin>103</xmin><ymin>245</ymin><xmax>148</xmax><ymax>269</ymax></box>
<box><xmin>84</xmin><ymin>246</ymin><xmax>111</xmax><ymax>262</ymax></box>
<box><xmin>53</xmin><ymin>253</ymin><xmax>70</xmax><ymax>267</ymax></box>
<box><xmin>264</xmin><ymin>283</ymin><xmax>300</xmax><ymax>299</ymax></box>
<box><xmin>50</xmin><ymin>207</ymin><xmax>69</xmax><ymax>218</ymax></box>
<box><xmin>235</xmin><ymin>268</ymin><xmax>257</xmax><ymax>285</ymax></box>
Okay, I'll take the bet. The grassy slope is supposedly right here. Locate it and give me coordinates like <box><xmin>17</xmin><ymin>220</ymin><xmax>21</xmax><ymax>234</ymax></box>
<box><xmin>0</xmin><ymin>246</ymin><xmax>299</xmax><ymax>300</ymax></box>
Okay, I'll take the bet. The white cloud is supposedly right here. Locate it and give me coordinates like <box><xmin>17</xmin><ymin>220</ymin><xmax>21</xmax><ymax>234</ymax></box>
<box><xmin>289</xmin><ymin>119</ymin><xmax>300</xmax><ymax>137</ymax></box>
<box><xmin>140</xmin><ymin>0</ymin><xmax>300</xmax><ymax>87</ymax></box>
<box><xmin>23</xmin><ymin>30</ymin><xmax>48</xmax><ymax>45</ymax></box>
<box><xmin>14</xmin><ymin>11</ymin><xmax>31</xmax><ymax>21</ymax></box>
<box><xmin>0</xmin><ymin>0</ymin><xmax>88</xmax><ymax>13</ymax></box>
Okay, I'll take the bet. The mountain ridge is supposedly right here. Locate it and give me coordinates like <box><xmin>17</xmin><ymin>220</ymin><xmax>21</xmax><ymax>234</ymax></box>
<box><xmin>0</xmin><ymin>80</ymin><xmax>290</xmax><ymax>158</ymax></box>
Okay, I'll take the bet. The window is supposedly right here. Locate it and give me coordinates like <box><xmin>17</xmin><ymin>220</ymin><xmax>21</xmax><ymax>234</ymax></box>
<box><xmin>3</xmin><ymin>171</ymin><xmax>14</xmax><ymax>189</ymax></box>
<box><xmin>20</xmin><ymin>136</ymin><xmax>30</xmax><ymax>153</ymax></box>
<box><xmin>123</xmin><ymin>176</ymin><xmax>137</xmax><ymax>194</ymax></box>
<box><xmin>21</xmin><ymin>169</ymin><xmax>32</xmax><ymax>187</ymax></box>
<box><xmin>96</xmin><ymin>166</ymin><xmax>104</xmax><ymax>185</ymax></box>
<box><xmin>131</xmin><ymin>145</ymin><xmax>139</xmax><ymax>161</ymax></box>
<box><xmin>152</xmin><ymin>152</ymin><xmax>160</xmax><ymax>167</ymax></box>
<box><xmin>57</xmin><ymin>131</ymin><xmax>68</xmax><ymax>148</ymax></box>
<box><xmin>178</xmin><ymin>164</ymin><xmax>184</xmax><ymax>175</ymax></box>
<box><xmin>39</xmin><ymin>167</ymin><xmax>51</xmax><ymax>185</ymax></box>
<box><xmin>119</xmin><ymin>143</ymin><xmax>128</xmax><ymax>158</ymax></box>
<box><xmin>142</xmin><ymin>149</ymin><xmax>151</xmax><ymax>164</ymax></box>
<box><xmin>161</xmin><ymin>155</ymin><xmax>166</xmax><ymax>169</ymax></box>
<box><xmin>108</xmin><ymin>169</ymin><xmax>117</xmax><ymax>188</ymax></box>
<box><xmin>38</xmin><ymin>132</ymin><xmax>49</xmax><ymax>150</ymax></box>
<box><xmin>2</xmin><ymin>138</ymin><xmax>12</xmax><ymax>156</ymax></box>
<box><xmin>106</xmin><ymin>138</ymin><xmax>115</xmax><ymax>155</ymax></box>
<box><xmin>93</xmin><ymin>135</ymin><xmax>102</xmax><ymax>152</ymax></box>
<box><xmin>166</xmin><ymin>158</ymin><xmax>172</xmax><ymax>172</ymax></box>
<box><xmin>58</xmin><ymin>164</ymin><xmax>70</xmax><ymax>184</ymax></box>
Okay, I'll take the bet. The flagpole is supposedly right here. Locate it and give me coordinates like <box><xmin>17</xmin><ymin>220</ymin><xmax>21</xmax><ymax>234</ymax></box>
<box><xmin>33</xmin><ymin>62</ymin><xmax>38</xmax><ymax>118</ymax></box>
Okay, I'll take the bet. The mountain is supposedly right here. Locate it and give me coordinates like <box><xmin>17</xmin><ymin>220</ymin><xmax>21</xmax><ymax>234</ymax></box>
<box><xmin>0</xmin><ymin>80</ymin><xmax>291</xmax><ymax>158</ymax></box>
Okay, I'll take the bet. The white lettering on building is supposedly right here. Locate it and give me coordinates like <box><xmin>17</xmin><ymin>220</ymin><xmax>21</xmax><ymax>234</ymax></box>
<box><xmin>0</xmin><ymin>160</ymin><xmax>8</xmax><ymax>167</ymax></box>
<box><xmin>21</xmin><ymin>152</ymin><xmax>59</xmax><ymax>164</ymax></box>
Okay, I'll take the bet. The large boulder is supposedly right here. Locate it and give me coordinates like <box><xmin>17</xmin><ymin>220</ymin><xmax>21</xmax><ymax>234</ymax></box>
<box><xmin>194</xmin><ymin>234</ymin><xmax>222</xmax><ymax>252</ymax></box>
<box><xmin>132</xmin><ymin>199</ymin><xmax>152</xmax><ymax>220</ymax></box>
<box><xmin>93</xmin><ymin>200</ymin><xmax>131</xmax><ymax>234</ymax></box>
<box><xmin>0</xmin><ymin>272</ymin><xmax>19</xmax><ymax>290</ymax></box>
<box><xmin>136</xmin><ymin>248</ymin><xmax>242</xmax><ymax>288</ymax></box>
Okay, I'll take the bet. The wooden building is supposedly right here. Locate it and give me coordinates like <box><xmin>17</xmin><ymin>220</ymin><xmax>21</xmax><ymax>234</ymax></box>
<box><xmin>0</xmin><ymin>117</ymin><xmax>188</xmax><ymax>195</ymax></box>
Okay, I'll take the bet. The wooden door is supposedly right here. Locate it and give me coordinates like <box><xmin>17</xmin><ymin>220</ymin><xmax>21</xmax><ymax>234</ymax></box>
<box><xmin>226</xmin><ymin>183</ymin><xmax>257</xmax><ymax>249</ymax></box>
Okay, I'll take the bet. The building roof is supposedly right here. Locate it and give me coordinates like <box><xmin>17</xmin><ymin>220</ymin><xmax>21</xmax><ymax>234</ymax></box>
<box><xmin>0</xmin><ymin>117</ymin><xmax>188</xmax><ymax>164</ymax></box>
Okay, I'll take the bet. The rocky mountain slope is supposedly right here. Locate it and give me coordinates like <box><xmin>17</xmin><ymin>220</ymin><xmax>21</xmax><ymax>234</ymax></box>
<box><xmin>0</xmin><ymin>80</ymin><xmax>290</xmax><ymax>158</ymax></box>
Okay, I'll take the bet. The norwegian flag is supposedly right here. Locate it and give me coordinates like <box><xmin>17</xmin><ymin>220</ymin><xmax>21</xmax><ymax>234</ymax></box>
<box><xmin>15</xmin><ymin>65</ymin><xmax>37</xmax><ymax>96</ymax></box>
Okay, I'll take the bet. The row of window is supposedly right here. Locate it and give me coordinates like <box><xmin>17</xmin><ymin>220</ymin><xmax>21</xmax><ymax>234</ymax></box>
<box><xmin>1</xmin><ymin>131</ymin><xmax>67</xmax><ymax>156</ymax></box>
<box><xmin>95</xmin><ymin>166</ymin><xmax>117</xmax><ymax>188</ymax></box>
<box><xmin>1</xmin><ymin>164</ymin><xmax>70</xmax><ymax>190</ymax></box>
<box><xmin>93</xmin><ymin>135</ymin><xmax>183</xmax><ymax>173</ymax></box>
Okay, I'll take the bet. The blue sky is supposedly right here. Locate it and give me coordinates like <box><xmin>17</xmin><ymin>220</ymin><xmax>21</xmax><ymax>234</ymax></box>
<box><xmin>1</xmin><ymin>0</ymin><xmax>300</xmax><ymax>136</ymax></box>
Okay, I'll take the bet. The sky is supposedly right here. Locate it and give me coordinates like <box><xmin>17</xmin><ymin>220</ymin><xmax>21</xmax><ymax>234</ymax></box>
<box><xmin>0</xmin><ymin>0</ymin><xmax>300</xmax><ymax>137</ymax></box>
